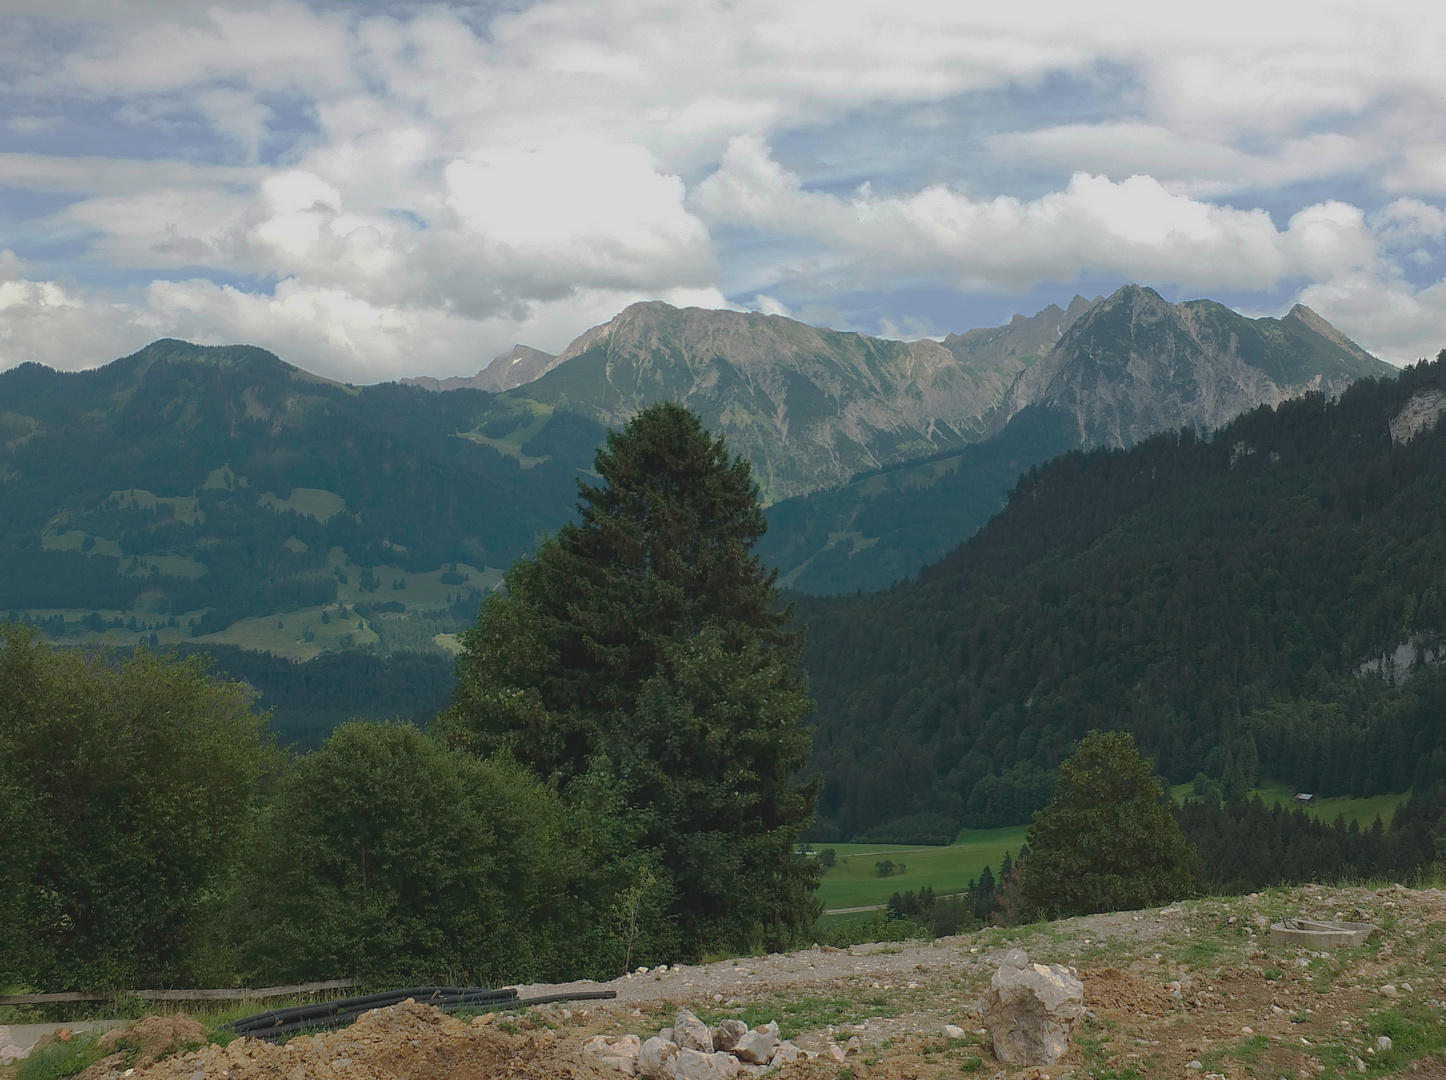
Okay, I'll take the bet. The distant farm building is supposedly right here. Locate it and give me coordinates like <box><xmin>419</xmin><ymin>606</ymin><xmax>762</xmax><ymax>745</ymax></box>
<box><xmin>1294</xmin><ymin>793</ymin><xmax>1317</xmax><ymax>806</ymax></box>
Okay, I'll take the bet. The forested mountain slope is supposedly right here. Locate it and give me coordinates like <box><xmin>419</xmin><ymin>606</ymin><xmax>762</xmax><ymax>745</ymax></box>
<box><xmin>0</xmin><ymin>340</ymin><xmax>603</xmax><ymax>647</ymax></box>
<box><xmin>799</xmin><ymin>355</ymin><xmax>1446</xmax><ymax>841</ymax></box>
<box><xmin>762</xmin><ymin>287</ymin><xmax>1388</xmax><ymax>594</ymax></box>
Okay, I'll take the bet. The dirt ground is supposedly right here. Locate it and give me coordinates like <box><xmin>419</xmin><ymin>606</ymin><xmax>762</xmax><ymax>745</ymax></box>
<box><xmin>23</xmin><ymin>882</ymin><xmax>1446</xmax><ymax>1080</ymax></box>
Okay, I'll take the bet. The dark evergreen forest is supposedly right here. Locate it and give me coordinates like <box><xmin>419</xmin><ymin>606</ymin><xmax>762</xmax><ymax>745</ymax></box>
<box><xmin>800</xmin><ymin>354</ymin><xmax>1446</xmax><ymax>841</ymax></box>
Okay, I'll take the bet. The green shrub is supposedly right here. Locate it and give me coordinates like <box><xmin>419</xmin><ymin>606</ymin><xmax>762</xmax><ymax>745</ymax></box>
<box><xmin>235</xmin><ymin>721</ymin><xmax>595</xmax><ymax>986</ymax></box>
<box><xmin>0</xmin><ymin>628</ymin><xmax>277</xmax><ymax>990</ymax></box>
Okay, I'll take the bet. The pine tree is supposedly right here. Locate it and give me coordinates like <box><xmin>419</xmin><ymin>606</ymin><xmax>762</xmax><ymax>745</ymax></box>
<box><xmin>441</xmin><ymin>403</ymin><xmax>820</xmax><ymax>956</ymax></box>
<box><xmin>1023</xmin><ymin>730</ymin><xmax>1199</xmax><ymax>917</ymax></box>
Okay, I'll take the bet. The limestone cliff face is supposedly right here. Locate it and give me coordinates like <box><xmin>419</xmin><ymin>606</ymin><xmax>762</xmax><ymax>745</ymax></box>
<box><xmin>989</xmin><ymin>285</ymin><xmax>1391</xmax><ymax>449</ymax></box>
<box><xmin>513</xmin><ymin>302</ymin><xmax>1056</xmax><ymax>502</ymax></box>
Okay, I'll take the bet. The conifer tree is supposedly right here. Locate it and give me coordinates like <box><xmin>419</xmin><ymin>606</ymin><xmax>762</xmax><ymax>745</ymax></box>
<box><xmin>442</xmin><ymin>402</ymin><xmax>819</xmax><ymax>956</ymax></box>
<box><xmin>1023</xmin><ymin>730</ymin><xmax>1198</xmax><ymax>917</ymax></box>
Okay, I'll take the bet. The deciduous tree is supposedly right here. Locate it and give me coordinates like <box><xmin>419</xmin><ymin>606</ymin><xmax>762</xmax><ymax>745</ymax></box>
<box><xmin>1023</xmin><ymin>730</ymin><xmax>1198</xmax><ymax>917</ymax></box>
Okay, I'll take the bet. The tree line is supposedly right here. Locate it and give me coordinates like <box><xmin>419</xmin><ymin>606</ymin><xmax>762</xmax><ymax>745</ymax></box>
<box><xmin>878</xmin><ymin>732</ymin><xmax>1446</xmax><ymax>939</ymax></box>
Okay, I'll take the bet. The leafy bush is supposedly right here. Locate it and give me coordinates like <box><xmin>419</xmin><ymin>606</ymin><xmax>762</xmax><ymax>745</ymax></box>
<box><xmin>235</xmin><ymin>721</ymin><xmax>596</xmax><ymax>986</ymax></box>
<box><xmin>0</xmin><ymin>627</ymin><xmax>277</xmax><ymax>991</ymax></box>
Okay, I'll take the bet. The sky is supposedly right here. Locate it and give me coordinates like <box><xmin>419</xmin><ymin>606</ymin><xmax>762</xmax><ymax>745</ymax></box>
<box><xmin>2</xmin><ymin>0</ymin><xmax>1446</xmax><ymax>382</ymax></box>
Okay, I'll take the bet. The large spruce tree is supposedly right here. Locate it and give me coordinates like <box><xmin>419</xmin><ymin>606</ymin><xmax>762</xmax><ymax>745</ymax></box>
<box><xmin>441</xmin><ymin>402</ymin><xmax>819</xmax><ymax>956</ymax></box>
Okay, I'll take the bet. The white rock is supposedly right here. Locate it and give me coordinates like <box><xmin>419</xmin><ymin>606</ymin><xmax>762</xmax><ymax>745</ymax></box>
<box><xmin>772</xmin><ymin>1042</ymin><xmax>803</xmax><ymax>1065</ymax></box>
<box><xmin>659</xmin><ymin>1029</ymin><xmax>674</xmax><ymax>1044</ymax></box>
<box><xmin>1377</xmin><ymin>1036</ymin><xmax>1393</xmax><ymax>1052</ymax></box>
<box><xmin>943</xmin><ymin>1025</ymin><xmax>968</xmax><ymax>1040</ymax></box>
<box><xmin>0</xmin><ymin>1030</ymin><xmax>29</xmax><ymax>1067</ymax></box>
<box><xmin>673</xmin><ymin>1048</ymin><xmax>743</xmax><ymax>1080</ymax></box>
<box><xmin>843</xmin><ymin>1036</ymin><xmax>861</xmax><ymax>1056</ymax></box>
<box><xmin>1185</xmin><ymin>1061</ymin><xmax>1203</xmax><ymax>1070</ymax></box>
<box><xmin>1355</xmin><ymin>1058</ymin><xmax>1367</xmax><ymax>1073</ymax></box>
<box><xmin>712</xmin><ymin>1020</ymin><xmax>748</xmax><ymax>1052</ymax></box>
<box><xmin>585</xmin><ymin>1035</ymin><xmax>642</xmax><ymax>1061</ymax></box>
<box><xmin>733</xmin><ymin>1030</ymin><xmax>779</xmax><ymax>1065</ymax></box>
<box><xmin>602</xmin><ymin>1056</ymin><xmax>639</xmax><ymax>1075</ymax></box>
<box><xmin>1379</xmin><ymin>985</ymin><xmax>1398</xmax><ymax>998</ymax></box>
<box><xmin>825</xmin><ymin>1044</ymin><xmax>847</xmax><ymax>1063</ymax></box>
<box><xmin>639</xmin><ymin>1037</ymin><xmax>680</xmax><ymax>1079</ymax></box>
<box><xmin>978</xmin><ymin>948</ymin><xmax>1085</xmax><ymax>1066</ymax></box>
<box><xmin>674</xmin><ymin>1011</ymin><xmax>714</xmax><ymax>1053</ymax></box>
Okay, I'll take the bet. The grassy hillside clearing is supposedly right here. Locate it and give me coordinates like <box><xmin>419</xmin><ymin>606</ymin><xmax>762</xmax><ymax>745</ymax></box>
<box><xmin>1172</xmin><ymin>781</ymin><xmax>1412</xmax><ymax>826</ymax></box>
<box><xmin>815</xmin><ymin>825</ymin><xmax>1028</xmax><ymax>911</ymax></box>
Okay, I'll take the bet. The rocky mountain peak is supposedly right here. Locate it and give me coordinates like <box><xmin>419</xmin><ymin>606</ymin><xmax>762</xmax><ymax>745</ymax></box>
<box><xmin>400</xmin><ymin>343</ymin><xmax>558</xmax><ymax>393</ymax></box>
<box><xmin>988</xmin><ymin>284</ymin><xmax>1391</xmax><ymax>448</ymax></box>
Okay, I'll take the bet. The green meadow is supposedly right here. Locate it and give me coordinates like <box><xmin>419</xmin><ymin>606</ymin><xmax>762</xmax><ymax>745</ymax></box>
<box><xmin>814</xmin><ymin>824</ymin><xmax>1029</xmax><ymax>911</ymax></box>
<box><xmin>1170</xmin><ymin>777</ymin><xmax>1411</xmax><ymax>825</ymax></box>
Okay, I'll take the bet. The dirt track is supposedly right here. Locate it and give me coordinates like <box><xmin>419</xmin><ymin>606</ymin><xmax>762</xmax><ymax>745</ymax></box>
<box><xmin>25</xmin><ymin>882</ymin><xmax>1446</xmax><ymax>1080</ymax></box>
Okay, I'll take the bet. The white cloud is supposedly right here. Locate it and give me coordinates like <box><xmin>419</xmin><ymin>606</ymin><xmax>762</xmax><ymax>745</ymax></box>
<box><xmin>1298</xmin><ymin>274</ymin><xmax>1446</xmax><ymax>367</ymax></box>
<box><xmin>695</xmin><ymin>137</ymin><xmax>1377</xmax><ymax>293</ymax></box>
<box><xmin>4</xmin><ymin>0</ymin><xmax>1446</xmax><ymax>377</ymax></box>
<box><xmin>0</xmin><ymin>250</ymin><xmax>734</xmax><ymax>380</ymax></box>
<box><xmin>0</xmin><ymin>253</ymin><xmax>160</xmax><ymax>370</ymax></box>
<box><xmin>751</xmin><ymin>294</ymin><xmax>792</xmax><ymax>318</ymax></box>
<box><xmin>988</xmin><ymin>124</ymin><xmax>1369</xmax><ymax>196</ymax></box>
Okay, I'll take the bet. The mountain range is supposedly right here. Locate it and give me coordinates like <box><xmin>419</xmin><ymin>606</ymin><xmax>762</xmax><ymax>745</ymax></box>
<box><xmin>757</xmin><ymin>285</ymin><xmax>1390</xmax><ymax>591</ymax></box>
<box><xmin>0</xmin><ymin>285</ymin><xmax>1391</xmax><ymax>669</ymax></box>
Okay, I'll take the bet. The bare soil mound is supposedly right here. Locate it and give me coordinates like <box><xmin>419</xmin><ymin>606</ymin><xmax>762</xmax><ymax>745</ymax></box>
<box><xmin>93</xmin><ymin>1004</ymin><xmax>618</xmax><ymax>1080</ymax></box>
<box><xmin>76</xmin><ymin>1013</ymin><xmax>209</xmax><ymax>1080</ymax></box>
<box><xmin>1082</xmin><ymin>966</ymin><xmax>1174</xmax><ymax>1019</ymax></box>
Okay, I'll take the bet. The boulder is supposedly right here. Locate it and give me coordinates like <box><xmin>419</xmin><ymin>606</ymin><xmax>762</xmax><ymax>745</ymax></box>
<box><xmin>639</xmin><ymin>1036</ymin><xmax>680</xmax><ymax>1079</ymax></box>
<box><xmin>712</xmin><ymin>1020</ymin><xmax>748</xmax><ymax>1052</ymax></box>
<box><xmin>0</xmin><ymin>1027</ymin><xmax>24</xmax><ymax>1065</ymax></box>
<box><xmin>585</xmin><ymin>1035</ymin><xmax>642</xmax><ymax>1061</ymax></box>
<box><xmin>978</xmin><ymin>947</ymin><xmax>1084</xmax><ymax>1065</ymax></box>
<box><xmin>673</xmin><ymin>1011</ymin><xmax>714</xmax><ymax>1052</ymax></box>
<box><xmin>674</xmin><ymin>1048</ymin><xmax>743</xmax><ymax>1080</ymax></box>
<box><xmin>733</xmin><ymin>1029</ymin><xmax>779</xmax><ymax>1064</ymax></box>
<box><xmin>772</xmin><ymin>1042</ymin><xmax>804</xmax><ymax>1065</ymax></box>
